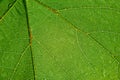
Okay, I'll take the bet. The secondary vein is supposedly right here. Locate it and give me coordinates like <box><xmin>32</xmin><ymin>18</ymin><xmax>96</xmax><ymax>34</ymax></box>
<box><xmin>0</xmin><ymin>0</ymin><xmax>17</xmax><ymax>22</ymax></box>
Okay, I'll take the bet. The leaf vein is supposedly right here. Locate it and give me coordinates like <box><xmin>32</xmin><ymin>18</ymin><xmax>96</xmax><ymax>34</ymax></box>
<box><xmin>0</xmin><ymin>0</ymin><xmax>17</xmax><ymax>22</ymax></box>
<box><xmin>8</xmin><ymin>44</ymin><xmax>30</xmax><ymax>80</ymax></box>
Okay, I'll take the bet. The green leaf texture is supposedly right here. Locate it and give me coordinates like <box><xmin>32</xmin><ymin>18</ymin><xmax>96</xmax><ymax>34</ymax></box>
<box><xmin>0</xmin><ymin>0</ymin><xmax>120</xmax><ymax>80</ymax></box>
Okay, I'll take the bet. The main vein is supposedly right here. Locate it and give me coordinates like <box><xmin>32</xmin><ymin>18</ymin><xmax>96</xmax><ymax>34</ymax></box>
<box><xmin>24</xmin><ymin>0</ymin><xmax>36</xmax><ymax>80</ymax></box>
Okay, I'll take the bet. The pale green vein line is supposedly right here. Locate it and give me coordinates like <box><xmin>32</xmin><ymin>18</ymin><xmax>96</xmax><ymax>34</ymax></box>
<box><xmin>0</xmin><ymin>0</ymin><xmax>17</xmax><ymax>22</ymax></box>
<box><xmin>57</xmin><ymin>7</ymin><xmax>120</xmax><ymax>15</ymax></box>
<box><xmin>33</xmin><ymin>36</ymin><xmax>50</xmax><ymax>54</ymax></box>
<box><xmin>8</xmin><ymin>44</ymin><xmax>30</xmax><ymax>80</ymax></box>
<box><xmin>34</xmin><ymin>0</ymin><xmax>119</xmax><ymax>64</ymax></box>
<box><xmin>75</xmin><ymin>31</ymin><xmax>97</xmax><ymax>74</ymax></box>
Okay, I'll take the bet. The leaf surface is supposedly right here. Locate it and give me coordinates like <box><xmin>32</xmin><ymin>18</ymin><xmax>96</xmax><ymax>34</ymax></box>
<box><xmin>0</xmin><ymin>0</ymin><xmax>120</xmax><ymax>80</ymax></box>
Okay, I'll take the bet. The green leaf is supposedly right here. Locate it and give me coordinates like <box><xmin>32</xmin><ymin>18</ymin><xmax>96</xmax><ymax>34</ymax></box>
<box><xmin>0</xmin><ymin>0</ymin><xmax>120</xmax><ymax>80</ymax></box>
